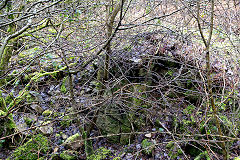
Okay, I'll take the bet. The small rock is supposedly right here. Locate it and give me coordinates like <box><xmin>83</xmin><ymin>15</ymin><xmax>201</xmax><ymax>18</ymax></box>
<box><xmin>86</xmin><ymin>87</ymin><xmax>92</xmax><ymax>93</ymax></box>
<box><xmin>53</xmin><ymin>147</ymin><xmax>59</xmax><ymax>154</ymax></box>
<box><xmin>62</xmin><ymin>133</ymin><xmax>68</xmax><ymax>140</ymax></box>
<box><xmin>137</xmin><ymin>135</ymin><xmax>144</xmax><ymax>143</ymax></box>
<box><xmin>80</xmin><ymin>90</ymin><xmax>85</xmax><ymax>95</ymax></box>
<box><xmin>237</xmin><ymin>141</ymin><xmax>240</xmax><ymax>145</ymax></box>
<box><xmin>63</xmin><ymin>133</ymin><xmax>83</xmax><ymax>151</ymax></box>
<box><xmin>136</xmin><ymin>144</ymin><xmax>141</xmax><ymax>150</ymax></box>
<box><xmin>47</xmin><ymin>85</ymin><xmax>55</xmax><ymax>95</ymax></box>
<box><xmin>24</xmin><ymin>113</ymin><xmax>37</xmax><ymax>124</ymax></box>
<box><xmin>155</xmin><ymin>153</ymin><xmax>161</xmax><ymax>159</ymax></box>
<box><xmin>29</xmin><ymin>91</ymin><xmax>44</xmax><ymax>103</ymax></box>
<box><xmin>54</xmin><ymin>90</ymin><xmax>61</xmax><ymax>95</ymax></box>
<box><xmin>77</xmin><ymin>72</ymin><xmax>81</xmax><ymax>78</ymax></box>
<box><xmin>16</xmin><ymin>121</ymin><xmax>28</xmax><ymax>134</ymax></box>
<box><xmin>48</xmin><ymin>85</ymin><xmax>61</xmax><ymax>95</ymax></box>
<box><xmin>145</xmin><ymin>133</ymin><xmax>151</xmax><ymax>138</ymax></box>
<box><xmin>39</xmin><ymin>76</ymin><xmax>47</xmax><ymax>83</ymax></box>
<box><xmin>27</xmin><ymin>114</ymin><xmax>37</xmax><ymax>121</ymax></box>
<box><xmin>40</xmin><ymin>92</ymin><xmax>48</xmax><ymax>98</ymax></box>
<box><xmin>159</xmin><ymin>128</ymin><xmax>164</xmax><ymax>132</ymax></box>
<box><xmin>42</xmin><ymin>109</ymin><xmax>53</xmax><ymax>117</ymax></box>
<box><xmin>152</xmin><ymin>128</ymin><xmax>156</xmax><ymax>131</ymax></box>
<box><xmin>125</xmin><ymin>153</ymin><xmax>133</xmax><ymax>160</ymax></box>
<box><xmin>164</xmin><ymin>153</ymin><xmax>168</xmax><ymax>157</ymax></box>
<box><xmin>30</xmin><ymin>104</ymin><xmax>43</xmax><ymax>113</ymax></box>
<box><xmin>38</xmin><ymin>121</ymin><xmax>53</xmax><ymax>135</ymax></box>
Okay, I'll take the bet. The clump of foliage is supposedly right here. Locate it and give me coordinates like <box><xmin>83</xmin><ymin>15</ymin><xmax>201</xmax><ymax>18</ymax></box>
<box><xmin>23</xmin><ymin>117</ymin><xmax>34</xmax><ymax>126</ymax></box>
<box><xmin>0</xmin><ymin>91</ymin><xmax>16</xmax><ymax>147</ymax></box>
<box><xmin>60</xmin><ymin>115</ymin><xmax>72</xmax><ymax>128</ymax></box>
<box><xmin>7</xmin><ymin>134</ymin><xmax>49</xmax><ymax>160</ymax></box>
<box><xmin>65</xmin><ymin>133</ymin><xmax>80</xmax><ymax>143</ymax></box>
<box><xmin>166</xmin><ymin>141</ymin><xmax>183</xmax><ymax>159</ymax></box>
<box><xmin>194</xmin><ymin>151</ymin><xmax>211</xmax><ymax>160</ymax></box>
<box><xmin>61</xmin><ymin>76</ymin><xmax>68</xmax><ymax>93</ymax></box>
<box><xmin>42</xmin><ymin>109</ymin><xmax>53</xmax><ymax>117</ymax></box>
<box><xmin>60</xmin><ymin>150</ymin><xmax>78</xmax><ymax>160</ymax></box>
<box><xmin>141</xmin><ymin>139</ymin><xmax>154</xmax><ymax>155</ymax></box>
<box><xmin>4</xmin><ymin>92</ymin><xmax>14</xmax><ymax>105</ymax></box>
<box><xmin>87</xmin><ymin>147</ymin><xmax>112</xmax><ymax>160</ymax></box>
<box><xmin>0</xmin><ymin>110</ymin><xmax>16</xmax><ymax>139</ymax></box>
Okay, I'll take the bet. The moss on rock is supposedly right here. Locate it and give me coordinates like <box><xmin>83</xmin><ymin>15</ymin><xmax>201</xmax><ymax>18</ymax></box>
<box><xmin>96</xmin><ymin>106</ymin><xmax>132</xmax><ymax>144</ymax></box>
<box><xmin>63</xmin><ymin>133</ymin><xmax>83</xmax><ymax>150</ymax></box>
<box><xmin>141</xmin><ymin>139</ymin><xmax>154</xmax><ymax>155</ymax></box>
<box><xmin>42</xmin><ymin>109</ymin><xmax>53</xmax><ymax>117</ymax></box>
<box><xmin>120</xmin><ymin>118</ymin><xmax>132</xmax><ymax>144</ymax></box>
<box><xmin>60</xmin><ymin>115</ymin><xmax>72</xmax><ymax>128</ymax></box>
<box><xmin>64</xmin><ymin>133</ymin><xmax>80</xmax><ymax>144</ymax></box>
<box><xmin>7</xmin><ymin>134</ymin><xmax>49</xmax><ymax>160</ymax></box>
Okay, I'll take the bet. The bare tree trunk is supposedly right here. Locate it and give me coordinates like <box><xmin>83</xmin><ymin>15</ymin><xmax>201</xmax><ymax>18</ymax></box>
<box><xmin>103</xmin><ymin>0</ymin><xmax>125</xmax><ymax>81</ymax></box>
<box><xmin>84</xmin><ymin>0</ymin><xmax>125</xmax><ymax>156</ymax></box>
<box><xmin>196</xmin><ymin>1</ymin><xmax>228</xmax><ymax>159</ymax></box>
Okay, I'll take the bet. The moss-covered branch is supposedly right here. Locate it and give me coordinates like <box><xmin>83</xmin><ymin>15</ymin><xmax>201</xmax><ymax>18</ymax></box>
<box><xmin>0</xmin><ymin>18</ymin><xmax>61</xmax><ymax>86</ymax></box>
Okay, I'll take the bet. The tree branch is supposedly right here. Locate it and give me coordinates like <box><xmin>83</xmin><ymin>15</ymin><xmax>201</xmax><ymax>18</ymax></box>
<box><xmin>0</xmin><ymin>23</ymin><xmax>31</xmax><ymax>60</ymax></box>
<box><xmin>0</xmin><ymin>0</ymin><xmax>9</xmax><ymax>10</ymax></box>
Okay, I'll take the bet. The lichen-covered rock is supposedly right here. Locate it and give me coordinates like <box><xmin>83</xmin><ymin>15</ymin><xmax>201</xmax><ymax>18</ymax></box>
<box><xmin>96</xmin><ymin>105</ymin><xmax>132</xmax><ymax>144</ymax></box>
<box><xmin>61</xmin><ymin>133</ymin><xmax>68</xmax><ymax>140</ymax></box>
<box><xmin>38</xmin><ymin>121</ymin><xmax>54</xmax><ymax>135</ymax></box>
<box><xmin>7</xmin><ymin>134</ymin><xmax>49</xmax><ymax>160</ymax></box>
<box><xmin>42</xmin><ymin>109</ymin><xmax>53</xmax><ymax>117</ymax></box>
<box><xmin>27</xmin><ymin>91</ymin><xmax>44</xmax><ymax>104</ymax></box>
<box><xmin>15</xmin><ymin>120</ymin><xmax>28</xmax><ymax>134</ymax></box>
<box><xmin>63</xmin><ymin>133</ymin><xmax>83</xmax><ymax>150</ymax></box>
<box><xmin>23</xmin><ymin>114</ymin><xmax>37</xmax><ymax>126</ymax></box>
<box><xmin>30</xmin><ymin>104</ymin><xmax>43</xmax><ymax>114</ymax></box>
<box><xmin>120</xmin><ymin>118</ymin><xmax>132</xmax><ymax>144</ymax></box>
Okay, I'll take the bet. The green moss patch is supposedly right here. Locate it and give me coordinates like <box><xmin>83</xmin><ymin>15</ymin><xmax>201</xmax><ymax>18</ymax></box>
<box><xmin>7</xmin><ymin>134</ymin><xmax>49</xmax><ymax>160</ymax></box>
<box><xmin>60</xmin><ymin>150</ymin><xmax>78</xmax><ymax>160</ymax></box>
<box><xmin>87</xmin><ymin>147</ymin><xmax>112</xmax><ymax>160</ymax></box>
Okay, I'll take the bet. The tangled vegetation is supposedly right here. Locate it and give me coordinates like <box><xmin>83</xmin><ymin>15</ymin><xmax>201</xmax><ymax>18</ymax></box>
<box><xmin>0</xmin><ymin>0</ymin><xmax>239</xmax><ymax>159</ymax></box>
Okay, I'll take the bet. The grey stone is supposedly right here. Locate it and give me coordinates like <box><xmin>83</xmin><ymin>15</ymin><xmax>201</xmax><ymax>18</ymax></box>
<box><xmin>38</xmin><ymin>121</ymin><xmax>53</xmax><ymax>135</ymax></box>
<box><xmin>63</xmin><ymin>133</ymin><xmax>83</xmax><ymax>151</ymax></box>
<box><xmin>136</xmin><ymin>144</ymin><xmax>141</xmax><ymax>150</ymax></box>
<box><xmin>30</xmin><ymin>104</ymin><xmax>43</xmax><ymax>113</ymax></box>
